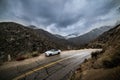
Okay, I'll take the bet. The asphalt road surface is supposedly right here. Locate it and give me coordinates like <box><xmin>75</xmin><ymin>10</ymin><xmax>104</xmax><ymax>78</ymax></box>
<box><xmin>0</xmin><ymin>49</ymin><xmax>101</xmax><ymax>80</ymax></box>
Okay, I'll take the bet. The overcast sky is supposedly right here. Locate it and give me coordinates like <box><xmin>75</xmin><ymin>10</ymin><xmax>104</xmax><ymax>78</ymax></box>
<box><xmin>0</xmin><ymin>0</ymin><xmax>120</xmax><ymax>36</ymax></box>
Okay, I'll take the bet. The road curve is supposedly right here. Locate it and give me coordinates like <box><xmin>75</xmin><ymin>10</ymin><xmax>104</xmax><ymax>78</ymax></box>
<box><xmin>0</xmin><ymin>49</ymin><xmax>101</xmax><ymax>80</ymax></box>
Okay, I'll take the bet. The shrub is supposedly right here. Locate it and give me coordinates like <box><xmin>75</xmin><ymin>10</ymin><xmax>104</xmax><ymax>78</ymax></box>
<box><xmin>16</xmin><ymin>56</ymin><xmax>26</xmax><ymax>61</ymax></box>
<box><xmin>32</xmin><ymin>53</ymin><xmax>39</xmax><ymax>57</ymax></box>
<box><xmin>91</xmin><ymin>50</ymin><xmax>104</xmax><ymax>59</ymax></box>
<box><xmin>83</xmin><ymin>59</ymin><xmax>88</xmax><ymax>63</ymax></box>
<box><xmin>103</xmin><ymin>50</ymin><xmax>120</xmax><ymax>68</ymax></box>
<box><xmin>103</xmin><ymin>60</ymin><xmax>114</xmax><ymax>68</ymax></box>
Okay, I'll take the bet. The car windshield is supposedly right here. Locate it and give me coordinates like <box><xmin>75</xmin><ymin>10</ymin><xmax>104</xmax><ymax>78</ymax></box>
<box><xmin>50</xmin><ymin>49</ymin><xmax>58</xmax><ymax>51</ymax></box>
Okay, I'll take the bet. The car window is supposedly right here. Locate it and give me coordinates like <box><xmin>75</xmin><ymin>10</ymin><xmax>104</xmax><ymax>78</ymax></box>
<box><xmin>51</xmin><ymin>49</ymin><xmax>55</xmax><ymax>51</ymax></box>
<box><xmin>50</xmin><ymin>49</ymin><xmax>58</xmax><ymax>51</ymax></box>
<box><xmin>54</xmin><ymin>49</ymin><xmax>58</xmax><ymax>51</ymax></box>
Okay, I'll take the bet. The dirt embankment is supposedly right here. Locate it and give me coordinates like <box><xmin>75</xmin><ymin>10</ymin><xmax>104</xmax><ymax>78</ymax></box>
<box><xmin>71</xmin><ymin>24</ymin><xmax>120</xmax><ymax>80</ymax></box>
<box><xmin>71</xmin><ymin>47</ymin><xmax>120</xmax><ymax>80</ymax></box>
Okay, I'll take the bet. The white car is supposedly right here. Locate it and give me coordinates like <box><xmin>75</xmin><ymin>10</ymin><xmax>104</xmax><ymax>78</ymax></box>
<box><xmin>45</xmin><ymin>49</ymin><xmax>61</xmax><ymax>56</ymax></box>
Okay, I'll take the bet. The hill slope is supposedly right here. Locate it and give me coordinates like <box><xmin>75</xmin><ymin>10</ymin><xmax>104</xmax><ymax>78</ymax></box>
<box><xmin>0</xmin><ymin>22</ymin><xmax>73</xmax><ymax>61</ymax></box>
<box><xmin>88</xmin><ymin>24</ymin><xmax>120</xmax><ymax>48</ymax></box>
<box><xmin>68</xmin><ymin>26</ymin><xmax>114</xmax><ymax>46</ymax></box>
<box><xmin>72</xmin><ymin>24</ymin><xmax>120</xmax><ymax>80</ymax></box>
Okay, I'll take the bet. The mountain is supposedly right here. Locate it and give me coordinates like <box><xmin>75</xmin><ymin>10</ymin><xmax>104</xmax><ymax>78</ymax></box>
<box><xmin>88</xmin><ymin>24</ymin><xmax>120</xmax><ymax>48</ymax></box>
<box><xmin>68</xmin><ymin>26</ymin><xmax>114</xmax><ymax>46</ymax></box>
<box><xmin>0</xmin><ymin>22</ymin><xmax>73</xmax><ymax>61</ymax></box>
<box><xmin>54</xmin><ymin>34</ymin><xmax>65</xmax><ymax>39</ymax></box>
<box><xmin>73</xmin><ymin>24</ymin><xmax>120</xmax><ymax>80</ymax></box>
<box><xmin>64</xmin><ymin>32</ymin><xmax>80</xmax><ymax>39</ymax></box>
<box><xmin>28</xmin><ymin>25</ymin><xmax>38</xmax><ymax>29</ymax></box>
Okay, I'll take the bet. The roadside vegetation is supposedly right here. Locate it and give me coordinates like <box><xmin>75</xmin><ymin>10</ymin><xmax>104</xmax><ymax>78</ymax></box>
<box><xmin>0</xmin><ymin>22</ymin><xmax>75</xmax><ymax>63</ymax></box>
<box><xmin>71</xmin><ymin>24</ymin><xmax>120</xmax><ymax>80</ymax></box>
<box><xmin>16</xmin><ymin>51</ymin><xmax>40</xmax><ymax>61</ymax></box>
<box><xmin>71</xmin><ymin>47</ymin><xmax>120</xmax><ymax>80</ymax></box>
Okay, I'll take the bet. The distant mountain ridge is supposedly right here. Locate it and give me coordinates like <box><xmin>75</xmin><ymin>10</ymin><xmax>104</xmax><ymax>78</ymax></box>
<box><xmin>64</xmin><ymin>32</ymin><xmax>80</xmax><ymax>39</ymax></box>
<box><xmin>68</xmin><ymin>26</ymin><xmax>114</xmax><ymax>46</ymax></box>
<box><xmin>28</xmin><ymin>25</ymin><xmax>38</xmax><ymax>29</ymax></box>
<box><xmin>88</xmin><ymin>24</ymin><xmax>120</xmax><ymax>48</ymax></box>
<box><xmin>54</xmin><ymin>34</ymin><xmax>65</xmax><ymax>39</ymax></box>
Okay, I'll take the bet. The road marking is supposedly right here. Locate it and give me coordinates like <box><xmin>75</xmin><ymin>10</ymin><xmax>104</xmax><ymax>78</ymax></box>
<box><xmin>13</xmin><ymin>55</ymin><xmax>77</xmax><ymax>80</ymax></box>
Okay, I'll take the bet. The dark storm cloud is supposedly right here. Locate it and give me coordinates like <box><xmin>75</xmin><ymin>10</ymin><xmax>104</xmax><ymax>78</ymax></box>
<box><xmin>0</xmin><ymin>0</ymin><xmax>120</xmax><ymax>35</ymax></box>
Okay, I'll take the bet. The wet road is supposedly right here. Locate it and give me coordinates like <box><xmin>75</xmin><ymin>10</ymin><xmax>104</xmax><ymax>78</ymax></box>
<box><xmin>0</xmin><ymin>49</ymin><xmax>101</xmax><ymax>80</ymax></box>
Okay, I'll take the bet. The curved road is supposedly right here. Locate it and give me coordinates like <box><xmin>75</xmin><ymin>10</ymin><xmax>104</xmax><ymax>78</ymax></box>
<box><xmin>0</xmin><ymin>49</ymin><xmax>101</xmax><ymax>80</ymax></box>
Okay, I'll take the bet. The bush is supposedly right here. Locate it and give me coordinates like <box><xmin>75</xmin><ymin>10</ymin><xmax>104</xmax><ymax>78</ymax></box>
<box><xmin>16</xmin><ymin>56</ymin><xmax>27</xmax><ymax>61</ymax></box>
<box><xmin>32</xmin><ymin>53</ymin><xmax>39</xmax><ymax>57</ymax></box>
<box><xmin>83</xmin><ymin>59</ymin><xmax>88</xmax><ymax>63</ymax></box>
<box><xmin>103</xmin><ymin>50</ymin><xmax>120</xmax><ymax>68</ymax></box>
<box><xmin>103</xmin><ymin>60</ymin><xmax>114</xmax><ymax>68</ymax></box>
<box><xmin>91</xmin><ymin>50</ymin><xmax>104</xmax><ymax>59</ymax></box>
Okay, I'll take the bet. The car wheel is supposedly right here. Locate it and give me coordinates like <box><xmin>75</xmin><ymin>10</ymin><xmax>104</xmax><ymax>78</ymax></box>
<box><xmin>45</xmin><ymin>54</ymin><xmax>49</xmax><ymax>57</ymax></box>
<box><xmin>49</xmin><ymin>54</ymin><xmax>52</xmax><ymax>56</ymax></box>
<box><xmin>58</xmin><ymin>52</ymin><xmax>60</xmax><ymax>54</ymax></box>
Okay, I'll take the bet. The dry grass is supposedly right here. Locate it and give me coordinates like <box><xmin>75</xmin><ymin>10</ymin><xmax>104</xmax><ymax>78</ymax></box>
<box><xmin>16</xmin><ymin>51</ymin><xmax>40</xmax><ymax>61</ymax></box>
<box><xmin>71</xmin><ymin>46</ymin><xmax>120</xmax><ymax>80</ymax></box>
<box><xmin>102</xmin><ymin>48</ymin><xmax>120</xmax><ymax>68</ymax></box>
<box><xmin>82</xmin><ymin>66</ymin><xmax>120</xmax><ymax>80</ymax></box>
<box><xmin>31</xmin><ymin>52</ymin><xmax>39</xmax><ymax>57</ymax></box>
<box><xmin>16</xmin><ymin>56</ymin><xmax>27</xmax><ymax>61</ymax></box>
<box><xmin>72</xmin><ymin>66</ymin><xmax>120</xmax><ymax>80</ymax></box>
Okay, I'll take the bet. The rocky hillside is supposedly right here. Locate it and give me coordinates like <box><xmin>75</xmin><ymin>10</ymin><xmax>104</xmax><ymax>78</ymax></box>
<box><xmin>0</xmin><ymin>22</ymin><xmax>73</xmax><ymax>61</ymax></box>
<box><xmin>72</xmin><ymin>24</ymin><xmax>120</xmax><ymax>80</ymax></box>
<box><xmin>88</xmin><ymin>24</ymin><xmax>120</xmax><ymax>48</ymax></box>
<box><xmin>68</xmin><ymin>26</ymin><xmax>114</xmax><ymax>47</ymax></box>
